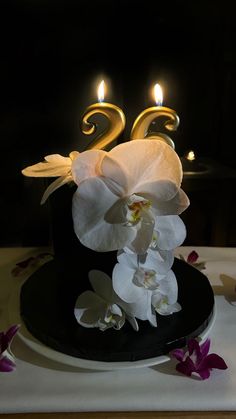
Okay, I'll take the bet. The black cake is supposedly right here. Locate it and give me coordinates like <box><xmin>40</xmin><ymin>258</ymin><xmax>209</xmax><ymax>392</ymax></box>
<box><xmin>20</xmin><ymin>184</ymin><xmax>215</xmax><ymax>363</ymax></box>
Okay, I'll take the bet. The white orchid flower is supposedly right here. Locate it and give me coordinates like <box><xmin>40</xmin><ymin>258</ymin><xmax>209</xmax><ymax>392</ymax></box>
<box><xmin>74</xmin><ymin>270</ymin><xmax>139</xmax><ymax>331</ymax></box>
<box><xmin>22</xmin><ymin>149</ymin><xmax>106</xmax><ymax>204</ymax></box>
<box><xmin>118</xmin><ymin>247</ymin><xmax>174</xmax><ymax>276</ymax></box>
<box><xmin>112</xmin><ymin>250</ymin><xmax>178</xmax><ymax>326</ymax></box>
<box><xmin>22</xmin><ymin>151</ymin><xmax>80</xmax><ymax>204</ymax></box>
<box><xmin>72</xmin><ymin>140</ymin><xmax>189</xmax><ymax>253</ymax></box>
<box><xmin>151</xmin><ymin>268</ymin><xmax>181</xmax><ymax>316</ymax></box>
<box><xmin>152</xmin><ymin>293</ymin><xmax>181</xmax><ymax>316</ymax></box>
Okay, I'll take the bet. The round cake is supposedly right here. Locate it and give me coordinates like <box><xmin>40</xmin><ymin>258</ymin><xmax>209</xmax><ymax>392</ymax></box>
<box><xmin>21</xmin><ymin>139</ymin><xmax>215</xmax><ymax>364</ymax></box>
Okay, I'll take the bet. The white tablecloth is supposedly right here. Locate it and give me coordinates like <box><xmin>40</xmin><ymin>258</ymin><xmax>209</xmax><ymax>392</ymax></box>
<box><xmin>0</xmin><ymin>246</ymin><xmax>235</xmax><ymax>413</ymax></box>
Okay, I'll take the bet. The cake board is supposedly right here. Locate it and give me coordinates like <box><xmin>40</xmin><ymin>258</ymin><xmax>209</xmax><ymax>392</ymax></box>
<box><xmin>10</xmin><ymin>257</ymin><xmax>215</xmax><ymax>370</ymax></box>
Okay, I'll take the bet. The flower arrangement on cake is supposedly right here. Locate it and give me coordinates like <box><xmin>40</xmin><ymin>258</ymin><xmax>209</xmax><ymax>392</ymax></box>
<box><xmin>0</xmin><ymin>80</ymin><xmax>227</xmax><ymax>378</ymax></box>
<box><xmin>23</xmin><ymin>136</ymin><xmax>189</xmax><ymax>332</ymax></box>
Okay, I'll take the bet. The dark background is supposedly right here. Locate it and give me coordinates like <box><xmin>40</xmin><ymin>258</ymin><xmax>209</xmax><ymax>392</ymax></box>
<box><xmin>1</xmin><ymin>0</ymin><xmax>236</xmax><ymax>247</ymax></box>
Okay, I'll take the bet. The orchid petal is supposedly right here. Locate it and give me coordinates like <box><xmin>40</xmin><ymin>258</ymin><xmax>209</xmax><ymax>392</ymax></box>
<box><xmin>128</xmin><ymin>210</ymin><xmax>155</xmax><ymax>254</ymax></box>
<box><xmin>188</xmin><ymin>338</ymin><xmax>201</xmax><ymax>358</ymax></box>
<box><xmin>156</xmin><ymin>270</ymin><xmax>178</xmax><ymax>303</ymax></box>
<box><xmin>158</xmin><ymin>302</ymin><xmax>181</xmax><ymax>315</ymax></box>
<box><xmin>40</xmin><ymin>174</ymin><xmax>72</xmax><ymax>204</ymax></box>
<box><xmin>176</xmin><ymin>357</ymin><xmax>195</xmax><ymax>377</ymax></box>
<box><xmin>101</xmin><ymin>155</ymin><xmax>128</xmax><ymax>195</ymax></box>
<box><xmin>171</xmin><ymin>348</ymin><xmax>185</xmax><ymax>362</ymax></box>
<box><xmin>126</xmin><ymin>315</ymin><xmax>139</xmax><ymax>331</ymax></box>
<box><xmin>1</xmin><ymin>325</ymin><xmax>20</xmax><ymax>354</ymax></box>
<box><xmin>154</xmin><ymin>215</ymin><xmax>187</xmax><ymax>250</ymax></box>
<box><xmin>104</xmin><ymin>196</ymin><xmax>130</xmax><ymax>224</ymax></box>
<box><xmin>200</xmin><ymin>338</ymin><xmax>211</xmax><ymax>358</ymax></box>
<box><xmin>112</xmin><ymin>263</ymin><xmax>144</xmax><ymax>303</ymax></box>
<box><xmin>187</xmin><ymin>250</ymin><xmax>199</xmax><ymax>264</ymax></box>
<box><xmin>88</xmin><ymin>270</ymin><xmax>114</xmax><ymax>303</ymax></box>
<box><xmin>0</xmin><ymin>355</ymin><xmax>16</xmax><ymax>372</ymax></box>
<box><xmin>75</xmin><ymin>290</ymin><xmax>105</xmax><ymax>310</ymax></box>
<box><xmin>138</xmin><ymin>180</ymin><xmax>180</xmax><ymax>203</ymax></box>
<box><xmin>201</xmin><ymin>353</ymin><xmax>228</xmax><ymax>371</ymax></box>
<box><xmin>126</xmin><ymin>296</ymin><xmax>154</xmax><ymax>322</ymax></box>
<box><xmin>74</xmin><ymin>291</ymin><xmax>106</xmax><ymax>328</ymax></box>
<box><xmin>197</xmin><ymin>368</ymin><xmax>211</xmax><ymax>380</ymax></box>
<box><xmin>112</xmin><ymin>264</ymin><xmax>153</xmax><ymax>320</ymax></box>
<box><xmin>108</xmin><ymin>140</ymin><xmax>183</xmax><ymax>191</ymax></box>
<box><xmin>148</xmin><ymin>310</ymin><xmax>158</xmax><ymax>327</ymax></box>
<box><xmin>143</xmin><ymin>248</ymin><xmax>174</xmax><ymax>275</ymax></box>
<box><xmin>79</xmin><ymin>307</ymin><xmax>106</xmax><ymax>328</ymax></box>
<box><xmin>22</xmin><ymin>154</ymin><xmax>72</xmax><ymax>177</ymax></box>
<box><xmin>146</xmin><ymin>187</ymin><xmax>189</xmax><ymax>216</ymax></box>
<box><xmin>69</xmin><ymin>151</ymin><xmax>80</xmax><ymax>160</ymax></box>
<box><xmin>117</xmin><ymin>251</ymin><xmax>139</xmax><ymax>270</ymax></box>
<box><xmin>110</xmin><ymin>303</ymin><xmax>123</xmax><ymax>317</ymax></box>
<box><xmin>71</xmin><ymin>149</ymin><xmax>105</xmax><ymax>185</ymax></box>
<box><xmin>1</xmin><ymin>325</ymin><xmax>20</xmax><ymax>353</ymax></box>
<box><xmin>44</xmin><ymin>154</ymin><xmax>71</xmax><ymax>163</ymax></box>
<box><xmin>102</xmin><ymin>177</ymin><xmax>127</xmax><ymax>197</ymax></box>
<box><xmin>72</xmin><ymin>177</ymin><xmax>136</xmax><ymax>251</ymax></box>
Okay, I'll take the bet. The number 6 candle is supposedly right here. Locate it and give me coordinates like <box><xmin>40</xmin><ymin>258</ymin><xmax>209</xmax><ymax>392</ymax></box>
<box><xmin>130</xmin><ymin>83</ymin><xmax>179</xmax><ymax>149</ymax></box>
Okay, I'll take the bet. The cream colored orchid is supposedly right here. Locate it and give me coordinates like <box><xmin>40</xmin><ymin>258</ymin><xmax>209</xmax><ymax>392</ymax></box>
<box><xmin>74</xmin><ymin>270</ymin><xmax>138</xmax><ymax>331</ymax></box>
<box><xmin>22</xmin><ymin>149</ymin><xmax>106</xmax><ymax>204</ymax></box>
<box><xmin>72</xmin><ymin>140</ymin><xmax>189</xmax><ymax>253</ymax></box>
<box><xmin>22</xmin><ymin>151</ymin><xmax>80</xmax><ymax>204</ymax></box>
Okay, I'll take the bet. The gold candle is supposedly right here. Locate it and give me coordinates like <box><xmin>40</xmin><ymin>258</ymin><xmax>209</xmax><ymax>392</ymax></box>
<box><xmin>130</xmin><ymin>83</ymin><xmax>179</xmax><ymax>149</ymax></box>
<box><xmin>81</xmin><ymin>80</ymin><xmax>126</xmax><ymax>150</ymax></box>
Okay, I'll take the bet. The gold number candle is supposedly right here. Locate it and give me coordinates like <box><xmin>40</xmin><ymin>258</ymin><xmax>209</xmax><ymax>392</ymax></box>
<box><xmin>81</xmin><ymin>80</ymin><xmax>126</xmax><ymax>150</ymax></box>
<box><xmin>130</xmin><ymin>83</ymin><xmax>179</xmax><ymax>149</ymax></box>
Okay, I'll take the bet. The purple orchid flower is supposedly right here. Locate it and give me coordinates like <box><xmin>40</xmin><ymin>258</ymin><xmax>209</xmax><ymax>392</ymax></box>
<box><xmin>171</xmin><ymin>338</ymin><xmax>228</xmax><ymax>380</ymax></box>
<box><xmin>0</xmin><ymin>324</ymin><xmax>20</xmax><ymax>372</ymax></box>
<box><xmin>187</xmin><ymin>250</ymin><xmax>199</xmax><ymax>264</ymax></box>
<box><xmin>179</xmin><ymin>250</ymin><xmax>206</xmax><ymax>271</ymax></box>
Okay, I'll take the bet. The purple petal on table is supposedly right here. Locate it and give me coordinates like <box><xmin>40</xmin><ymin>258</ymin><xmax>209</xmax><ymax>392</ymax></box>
<box><xmin>200</xmin><ymin>338</ymin><xmax>211</xmax><ymax>357</ymax></box>
<box><xmin>197</xmin><ymin>367</ymin><xmax>211</xmax><ymax>380</ymax></box>
<box><xmin>202</xmin><ymin>353</ymin><xmax>228</xmax><ymax>370</ymax></box>
<box><xmin>187</xmin><ymin>250</ymin><xmax>199</xmax><ymax>264</ymax></box>
<box><xmin>171</xmin><ymin>348</ymin><xmax>185</xmax><ymax>361</ymax></box>
<box><xmin>1</xmin><ymin>324</ymin><xmax>20</xmax><ymax>353</ymax></box>
<box><xmin>187</xmin><ymin>338</ymin><xmax>201</xmax><ymax>357</ymax></box>
<box><xmin>0</xmin><ymin>356</ymin><xmax>16</xmax><ymax>372</ymax></box>
<box><xmin>176</xmin><ymin>357</ymin><xmax>195</xmax><ymax>377</ymax></box>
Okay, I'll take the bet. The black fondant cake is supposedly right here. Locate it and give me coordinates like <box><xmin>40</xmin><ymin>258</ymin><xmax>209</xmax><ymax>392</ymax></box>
<box><xmin>21</xmin><ymin>139</ymin><xmax>215</xmax><ymax>363</ymax></box>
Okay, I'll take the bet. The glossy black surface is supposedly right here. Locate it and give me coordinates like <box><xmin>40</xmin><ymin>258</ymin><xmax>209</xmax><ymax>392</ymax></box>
<box><xmin>20</xmin><ymin>257</ymin><xmax>214</xmax><ymax>362</ymax></box>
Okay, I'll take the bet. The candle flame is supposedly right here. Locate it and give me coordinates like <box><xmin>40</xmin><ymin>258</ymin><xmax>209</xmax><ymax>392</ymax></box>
<box><xmin>97</xmin><ymin>80</ymin><xmax>105</xmax><ymax>103</ymax></box>
<box><xmin>186</xmin><ymin>150</ymin><xmax>196</xmax><ymax>161</ymax></box>
<box><xmin>153</xmin><ymin>83</ymin><xmax>163</xmax><ymax>106</ymax></box>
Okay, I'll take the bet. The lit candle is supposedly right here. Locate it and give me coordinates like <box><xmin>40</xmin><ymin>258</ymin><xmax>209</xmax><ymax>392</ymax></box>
<box><xmin>81</xmin><ymin>80</ymin><xmax>126</xmax><ymax>150</ymax></box>
<box><xmin>181</xmin><ymin>149</ymin><xmax>198</xmax><ymax>173</ymax></box>
<box><xmin>186</xmin><ymin>150</ymin><xmax>196</xmax><ymax>162</ymax></box>
<box><xmin>130</xmin><ymin>83</ymin><xmax>179</xmax><ymax>149</ymax></box>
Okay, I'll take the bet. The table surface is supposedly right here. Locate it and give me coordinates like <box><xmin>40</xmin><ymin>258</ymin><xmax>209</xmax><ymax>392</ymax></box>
<box><xmin>0</xmin><ymin>246</ymin><xmax>236</xmax><ymax>418</ymax></box>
